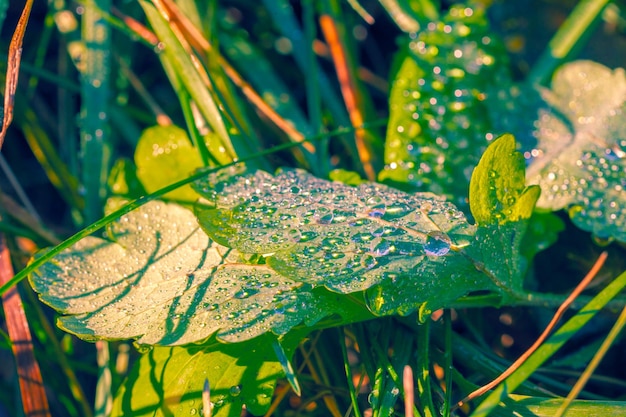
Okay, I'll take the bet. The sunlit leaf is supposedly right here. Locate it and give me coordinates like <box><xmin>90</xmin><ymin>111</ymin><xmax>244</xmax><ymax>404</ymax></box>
<box><xmin>107</xmin><ymin>157</ymin><xmax>146</xmax><ymax>198</ymax></box>
<box><xmin>526</xmin><ymin>60</ymin><xmax>626</xmax><ymax>242</ymax></box>
<box><xmin>29</xmin><ymin>201</ymin><xmax>333</xmax><ymax>344</ymax></box>
<box><xmin>111</xmin><ymin>333</ymin><xmax>303</xmax><ymax>417</ymax></box>
<box><xmin>470</xmin><ymin>134</ymin><xmax>540</xmax><ymax>226</ymax></box>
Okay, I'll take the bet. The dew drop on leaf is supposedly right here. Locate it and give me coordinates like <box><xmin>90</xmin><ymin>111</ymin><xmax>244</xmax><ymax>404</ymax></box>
<box><xmin>230</xmin><ymin>385</ymin><xmax>242</xmax><ymax>397</ymax></box>
<box><xmin>287</xmin><ymin>229</ymin><xmax>302</xmax><ymax>243</ymax></box>
<box><xmin>361</xmin><ymin>254</ymin><xmax>377</xmax><ymax>270</ymax></box>
<box><xmin>366</xmin><ymin>196</ymin><xmax>387</xmax><ymax>218</ymax></box>
<box><xmin>371</xmin><ymin>239</ymin><xmax>393</xmax><ymax>256</ymax></box>
<box><xmin>424</xmin><ymin>231</ymin><xmax>452</xmax><ymax>256</ymax></box>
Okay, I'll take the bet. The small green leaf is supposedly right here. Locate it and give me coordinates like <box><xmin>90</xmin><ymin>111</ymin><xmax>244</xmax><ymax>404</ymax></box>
<box><xmin>29</xmin><ymin>201</ymin><xmax>333</xmax><ymax>344</ymax></box>
<box><xmin>468</xmin><ymin>134</ymin><xmax>540</xmax><ymax>293</ymax></box>
<box><xmin>525</xmin><ymin>60</ymin><xmax>626</xmax><ymax>242</ymax></box>
<box><xmin>470</xmin><ymin>134</ymin><xmax>540</xmax><ymax>225</ymax></box>
<box><xmin>110</xmin><ymin>333</ymin><xmax>303</xmax><ymax>417</ymax></box>
<box><xmin>135</xmin><ymin>125</ymin><xmax>204</xmax><ymax>203</ymax></box>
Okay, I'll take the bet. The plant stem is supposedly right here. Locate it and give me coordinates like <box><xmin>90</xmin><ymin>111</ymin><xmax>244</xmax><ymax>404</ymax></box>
<box><xmin>527</xmin><ymin>0</ymin><xmax>611</xmax><ymax>86</ymax></box>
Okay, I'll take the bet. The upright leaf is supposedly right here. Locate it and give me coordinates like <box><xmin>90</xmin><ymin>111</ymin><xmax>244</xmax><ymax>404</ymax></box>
<box><xmin>467</xmin><ymin>134</ymin><xmax>540</xmax><ymax>294</ymax></box>
<box><xmin>134</xmin><ymin>125</ymin><xmax>204</xmax><ymax>203</ymax></box>
<box><xmin>380</xmin><ymin>5</ymin><xmax>511</xmax><ymax>208</ymax></box>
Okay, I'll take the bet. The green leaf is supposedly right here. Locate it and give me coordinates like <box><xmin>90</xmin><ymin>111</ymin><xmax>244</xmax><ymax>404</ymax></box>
<box><xmin>134</xmin><ymin>126</ymin><xmax>204</xmax><ymax>203</ymax></box>
<box><xmin>379</xmin><ymin>5</ymin><xmax>511</xmax><ymax>208</ymax></box>
<box><xmin>29</xmin><ymin>200</ymin><xmax>335</xmax><ymax>344</ymax></box>
<box><xmin>467</xmin><ymin>134</ymin><xmax>540</xmax><ymax>294</ymax></box>
<box><xmin>111</xmin><ymin>333</ymin><xmax>302</xmax><ymax>417</ymax></box>
<box><xmin>525</xmin><ymin>60</ymin><xmax>626</xmax><ymax>242</ymax></box>
<box><xmin>193</xmin><ymin>166</ymin><xmax>494</xmax><ymax>316</ymax></box>
<box><xmin>469</xmin><ymin>134</ymin><xmax>541</xmax><ymax>226</ymax></box>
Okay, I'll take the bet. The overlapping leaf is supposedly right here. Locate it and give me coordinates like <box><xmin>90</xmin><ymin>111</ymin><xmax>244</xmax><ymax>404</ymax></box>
<box><xmin>193</xmin><ymin>165</ymin><xmax>496</xmax><ymax>315</ymax></box>
<box><xmin>526</xmin><ymin>60</ymin><xmax>626</xmax><ymax>242</ymax></box>
<box><xmin>30</xmin><ymin>136</ymin><xmax>537</xmax><ymax>348</ymax></box>
<box><xmin>29</xmin><ymin>201</ymin><xmax>331</xmax><ymax>344</ymax></box>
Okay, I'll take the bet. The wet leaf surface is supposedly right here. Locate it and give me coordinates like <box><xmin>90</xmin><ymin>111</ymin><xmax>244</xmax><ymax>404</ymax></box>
<box><xmin>193</xmin><ymin>166</ymin><xmax>505</xmax><ymax>315</ymax></box>
<box><xmin>379</xmin><ymin>5</ymin><xmax>511</xmax><ymax>208</ymax></box>
<box><xmin>526</xmin><ymin>61</ymin><xmax>626</xmax><ymax>242</ymax></box>
<box><xmin>193</xmin><ymin>166</ymin><xmax>479</xmax><ymax>296</ymax></box>
<box><xmin>29</xmin><ymin>201</ymin><xmax>330</xmax><ymax>344</ymax></box>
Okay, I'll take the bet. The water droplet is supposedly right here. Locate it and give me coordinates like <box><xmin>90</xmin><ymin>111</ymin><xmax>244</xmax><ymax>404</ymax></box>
<box><xmin>233</xmin><ymin>288</ymin><xmax>259</xmax><ymax>299</ymax></box>
<box><xmin>361</xmin><ymin>254</ymin><xmax>377</xmax><ymax>269</ymax></box>
<box><xmin>229</xmin><ymin>385</ymin><xmax>242</xmax><ymax>397</ymax></box>
<box><xmin>314</xmin><ymin>207</ymin><xmax>334</xmax><ymax>224</ymax></box>
<box><xmin>287</xmin><ymin>228</ymin><xmax>300</xmax><ymax>243</ymax></box>
<box><xmin>371</xmin><ymin>239</ymin><xmax>393</xmax><ymax>256</ymax></box>
<box><xmin>424</xmin><ymin>231</ymin><xmax>451</xmax><ymax>256</ymax></box>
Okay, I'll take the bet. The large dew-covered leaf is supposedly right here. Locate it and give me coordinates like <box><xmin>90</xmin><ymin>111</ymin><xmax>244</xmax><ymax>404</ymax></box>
<box><xmin>29</xmin><ymin>201</ymin><xmax>333</xmax><ymax>344</ymax></box>
<box><xmin>526</xmin><ymin>61</ymin><xmax>626</xmax><ymax>242</ymax></box>
<box><xmin>111</xmin><ymin>333</ymin><xmax>303</xmax><ymax>417</ymax></box>
<box><xmin>379</xmin><ymin>5</ymin><xmax>511</xmax><ymax>208</ymax></box>
<box><xmin>193</xmin><ymin>166</ymin><xmax>496</xmax><ymax>315</ymax></box>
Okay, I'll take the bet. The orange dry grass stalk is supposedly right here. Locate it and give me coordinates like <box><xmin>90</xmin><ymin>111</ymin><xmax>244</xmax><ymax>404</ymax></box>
<box><xmin>0</xmin><ymin>234</ymin><xmax>51</xmax><ymax>417</ymax></box>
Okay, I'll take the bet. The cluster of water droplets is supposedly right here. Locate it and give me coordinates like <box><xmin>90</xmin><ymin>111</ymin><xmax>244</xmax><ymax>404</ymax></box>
<box><xmin>380</xmin><ymin>4</ymin><xmax>511</xmax><ymax>208</ymax></box>
<box><xmin>525</xmin><ymin>61</ymin><xmax>626</xmax><ymax>242</ymax></box>
<box><xmin>193</xmin><ymin>168</ymin><xmax>475</xmax><ymax>294</ymax></box>
<box><xmin>31</xmin><ymin>200</ymin><xmax>333</xmax><ymax>345</ymax></box>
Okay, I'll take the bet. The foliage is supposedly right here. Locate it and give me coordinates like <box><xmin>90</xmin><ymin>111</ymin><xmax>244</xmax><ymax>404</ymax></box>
<box><xmin>1</xmin><ymin>1</ymin><xmax>626</xmax><ymax>417</ymax></box>
<box><xmin>524</xmin><ymin>60</ymin><xmax>626</xmax><ymax>242</ymax></box>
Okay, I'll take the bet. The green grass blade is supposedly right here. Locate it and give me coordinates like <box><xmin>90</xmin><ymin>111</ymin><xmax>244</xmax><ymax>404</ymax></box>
<box><xmin>219</xmin><ymin>32</ymin><xmax>317</xmax><ymax>168</ymax></box>
<box><xmin>81</xmin><ymin>0</ymin><xmax>113</xmax><ymax>223</ymax></box>
<box><xmin>506</xmin><ymin>394</ymin><xmax>626</xmax><ymax>417</ymax></box>
<box><xmin>416</xmin><ymin>321</ymin><xmax>436</xmax><ymax>417</ymax></box>
<box><xmin>139</xmin><ymin>1</ymin><xmax>234</xmax><ymax>162</ymax></box>
<box><xmin>527</xmin><ymin>0</ymin><xmax>611</xmax><ymax>86</ymax></box>
<box><xmin>261</xmin><ymin>0</ymin><xmax>351</xmax><ymax>126</ymax></box>
<box><xmin>339</xmin><ymin>328</ymin><xmax>363</xmax><ymax>417</ymax></box>
<box><xmin>471</xmin><ymin>268</ymin><xmax>626</xmax><ymax>416</ymax></box>
<box><xmin>555</xmin><ymin>305</ymin><xmax>626</xmax><ymax>417</ymax></box>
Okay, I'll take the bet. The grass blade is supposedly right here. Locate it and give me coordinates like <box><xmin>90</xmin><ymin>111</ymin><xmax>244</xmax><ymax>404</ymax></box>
<box><xmin>471</xmin><ymin>266</ymin><xmax>626</xmax><ymax>416</ymax></box>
